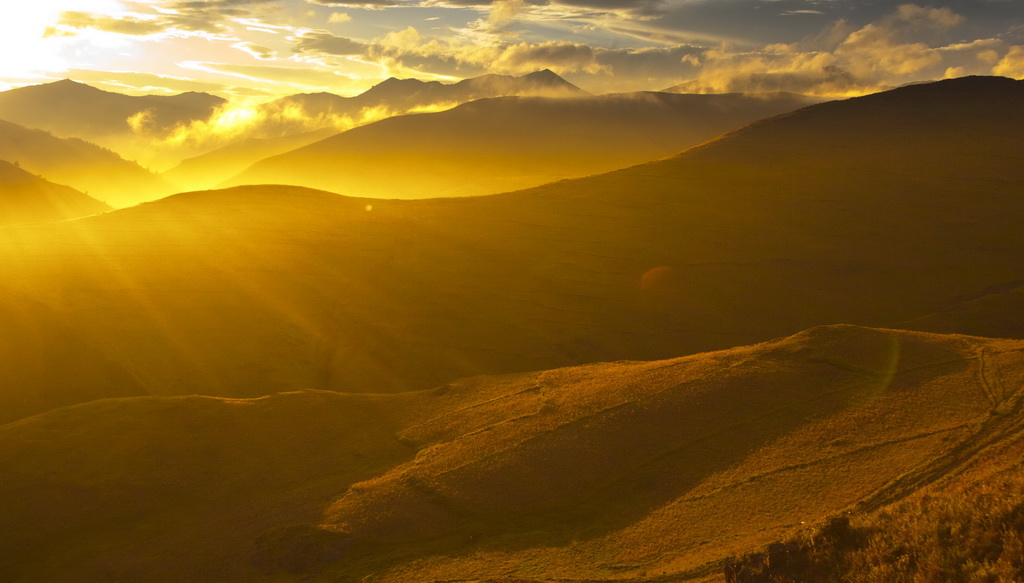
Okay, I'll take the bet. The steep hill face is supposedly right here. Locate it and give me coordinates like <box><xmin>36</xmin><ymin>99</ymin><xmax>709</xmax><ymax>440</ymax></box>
<box><xmin>0</xmin><ymin>160</ymin><xmax>110</xmax><ymax>225</ymax></box>
<box><xmin>0</xmin><ymin>119</ymin><xmax>174</xmax><ymax>206</ymax></box>
<box><xmin>0</xmin><ymin>77</ymin><xmax>1022</xmax><ymax>421</ymax></box>
<box><xmin>2</xmin><ymin>326</ymin><xmax>1022</xmax><ymax>581</ymax></box>
<box><xmin>227</xmin><ymin>91</ymin><xmax>820</xmax><ymax>198</ymax></box>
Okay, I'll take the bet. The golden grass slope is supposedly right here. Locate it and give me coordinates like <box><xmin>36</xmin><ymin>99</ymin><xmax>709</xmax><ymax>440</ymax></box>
<box><xmin>2</xmin><ymin>326</ymin><xmax>1022</xmax><ymax>581</ymax></box>
<box><xmin>225</xmin><ymin>91</ymin><xmax>820</xmax><ymax>198</ymax></box>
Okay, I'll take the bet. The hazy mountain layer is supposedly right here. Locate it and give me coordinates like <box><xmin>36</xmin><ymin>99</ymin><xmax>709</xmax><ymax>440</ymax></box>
<box><xmin>0</xmin><ymin>160</ymin><xmax>110</xmax><ymax>225</ymax></box>
<box><xmin>0</xmin><ymin>119</ymin><xmax>174</xmax><ymax>207</ymax></box>
<box><xmin>2</xmin><ymin>326</ymin><xmax>1021</xmax><ymax>581</ymax></box>
<box><xmin>226</xmin><ymin>91</ymin><xmax>820</xmax><ymax>198</ymax></box>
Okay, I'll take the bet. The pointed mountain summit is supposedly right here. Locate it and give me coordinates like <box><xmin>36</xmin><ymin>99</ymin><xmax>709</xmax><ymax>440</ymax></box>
<box><xmin>521</xmin><ymin>68</ymin><xmax>583</xmax><ymax>91</ymax></box>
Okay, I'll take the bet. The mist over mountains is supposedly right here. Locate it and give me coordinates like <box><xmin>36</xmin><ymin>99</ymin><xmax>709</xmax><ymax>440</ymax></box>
<box><xmin>0</xmin><ymin>71</ymin><xmax>590</xmax><ymax>173</ymax></box>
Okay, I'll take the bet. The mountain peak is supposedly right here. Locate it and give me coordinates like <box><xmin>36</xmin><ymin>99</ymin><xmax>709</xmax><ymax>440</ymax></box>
<box><xmin>520</xmin><ymin>69</ymin><xmax>586</xmax><ymax>94</ymax></box>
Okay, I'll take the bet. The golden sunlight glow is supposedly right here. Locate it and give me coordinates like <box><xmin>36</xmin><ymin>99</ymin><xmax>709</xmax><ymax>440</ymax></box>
<box><xmin>0</xmin><ymin>1</ymin><xmax>125</xmax><ymax>77</ymax></box>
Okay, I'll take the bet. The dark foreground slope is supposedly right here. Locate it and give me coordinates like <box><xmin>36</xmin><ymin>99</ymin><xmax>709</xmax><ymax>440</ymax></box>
<box><xmin>225</xmin><ymin>92</ymin><xmax>819</xmax><ymax>198</ymax></box>
<box><xmin>0</xmin><ymin>76</ymin><xmax>1022</xmax><ymax>421</ymax></box>
<box><xmin>0</xmin><ymin>160</ymin><xmax>110</xmax><ymax>224</ymax></box>
<box><xmin>2</xmin><ymin>326</ymin><xmax>1022</xmax><ymax>581</ymax></box>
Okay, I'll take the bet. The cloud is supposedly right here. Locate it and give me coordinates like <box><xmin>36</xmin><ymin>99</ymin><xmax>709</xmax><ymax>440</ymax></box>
<box><xmin>673</xmin><ymin>4</ymin><xmax>1000</xmax><ymax>97</ymax></box>
<box><xmin>781</xmin><ymin>10</ymin><xmax>824</xmax><ymax>17</ymax></box>
<box><xmin>51</xmin><ymin>0</ymin><xmax>282</xmax><ymax>37</ymax></box>
<box><xmin>361</xmin><ymin>26</ymin><xmax>607</xmax><ymax>76</ymax></box>
<box><xmin>47</xmin><ymin>11</ymin><xmax>168</xmax><ymax>36</ymax></box>
<box><xmin>292</xmin><ymin>30</ymin><xmax>367</xmax><ymax>55</ymax></box>
<box><xmin>993</xmin><ymin>46</ymin><xmax>1024</xmax><ymax>79</ymax></box>
<box><xmin>478</xmin><ymin>0</ymin><xmax>524</xmax><ymax>34</ymax></box>
<box><xmin>234</xmin><ymin>41</ymin><xmax>277</xmax><ymax>59</ymax></box>
<box><xmin>490</xmin><ymin>41</ymin><xmax>607</xmax><ymax>74</ymax></box>
<box><xmin>65</xmin><ymin>68</ymin><xmax>229</xmax><ymax>95</ymax></box>
<box><xmin>179</xmin><ymin>60</ymin><xmax>363</xmax><ymax>88</ymax></box>
<box><xmin>305</xmin><ymin>0</ymin><xmax>403</xmax><ymax>8</ymax></box>
<box><xmin>328</xmin><ymin>12</ymin><xmax>352</xmax><ymax>23</ymax></box>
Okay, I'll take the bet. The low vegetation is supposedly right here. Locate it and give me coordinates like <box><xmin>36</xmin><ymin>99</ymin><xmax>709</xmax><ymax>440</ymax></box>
<box><xmin>726</xmin><ymin>438</ymin><xmax>1024</xmax><ymax>583</ymax></box>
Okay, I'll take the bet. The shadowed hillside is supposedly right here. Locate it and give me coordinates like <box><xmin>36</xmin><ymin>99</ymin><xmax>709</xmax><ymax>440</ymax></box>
<box><xmin>0</xmin><ymin>77</ymin><xmax>1022</xmax><ymax>422</ymax></box>
<box><xmin>0</xmin><ymin>160</ymin><xmax>110</xmax><ymax>225</ymax></box>
<box><xmin>226</xmin><ymin>91</ymin><xmax>820</xmax><ymax>198</ymax></box>
<box><xmin>2</xmin><ymin>326</ymin><xmax>1022</xmax><ymax>581</ymax></box>
<box><xmin>0</xmin><ymin>119</ymin><xmax>175</xmax><ymax>206</ymax></box>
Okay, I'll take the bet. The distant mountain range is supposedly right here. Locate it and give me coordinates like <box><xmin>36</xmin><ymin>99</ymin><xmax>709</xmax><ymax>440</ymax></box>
<box><xmin>0</xmin><ymin>159</ymin><xmax>109</xmax><ymax>225</ymax></box>
<box><xmin>0</xmin><ymin>71</ymin><xmax>589</xmax><ymax>172</ymax></box>
<box><xmin>0</xmin><ymin>79</ymin><xmax>224</xmax><ymax>142</ymax></box>
<box><xmin>224</xmin><ymin>91</ymin><xmax>821</xmax><ymax>197</ymax></box>
<box><xmin>262</xmin><ymin>68</ymin><xmax>586</xmax><ymax>126</ymax></box>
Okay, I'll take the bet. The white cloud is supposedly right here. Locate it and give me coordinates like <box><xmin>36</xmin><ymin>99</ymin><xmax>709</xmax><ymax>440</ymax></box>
<box><xmin>993</xmin><ymin>45</ymin><xmax>1024</xmax><ymax>79</ymax></box>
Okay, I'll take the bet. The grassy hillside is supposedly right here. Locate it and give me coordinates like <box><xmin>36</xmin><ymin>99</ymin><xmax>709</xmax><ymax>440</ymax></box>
<box><xmin>225</xmin><ymin>92</ymin><xmax>820</xmax><ymax>198</ymax></box>
<box><xmin>725</xmin><ymin>415</ymin><xmax>1024</xmax><ymax>583</ymax></box>
<box><xmin>1</xmin><ymin>326</ymin><xmax>1021</xmax><ymax>581</ymax></box>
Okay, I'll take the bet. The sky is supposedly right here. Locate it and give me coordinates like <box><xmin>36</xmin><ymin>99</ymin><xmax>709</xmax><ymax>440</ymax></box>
<box><xmin>1</xmin><ymin>0</ymin><xmax>1022</xmax><ymax>99</ymax></box>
